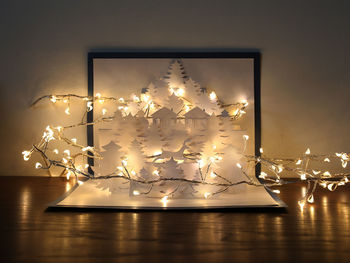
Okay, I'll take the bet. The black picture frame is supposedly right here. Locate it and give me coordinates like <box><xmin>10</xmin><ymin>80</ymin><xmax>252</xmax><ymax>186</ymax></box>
<box><xmin>87</xmin><ymin>52</ymin><xmax>261</xmax><ymax>177</ymax></box>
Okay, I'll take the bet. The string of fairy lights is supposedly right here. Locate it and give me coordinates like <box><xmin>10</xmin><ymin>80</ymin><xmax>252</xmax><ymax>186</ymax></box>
<box><xmin>23</xmin><ymin>91</ymin><xmax>350</xmax><ymax>209</ymax></box>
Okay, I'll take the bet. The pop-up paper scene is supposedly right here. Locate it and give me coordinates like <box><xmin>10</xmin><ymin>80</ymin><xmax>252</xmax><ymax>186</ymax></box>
<box><xmin>23</xmin><ymin>54</ymin><xmax>349</xmax><ymax>210</ymax></box>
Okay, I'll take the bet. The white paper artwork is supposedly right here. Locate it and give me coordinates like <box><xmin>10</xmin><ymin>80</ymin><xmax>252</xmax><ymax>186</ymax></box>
<box><xmin>53</xmin><ymin>58</ymin><xmax>283</xmax><ymax>209</ymax></box>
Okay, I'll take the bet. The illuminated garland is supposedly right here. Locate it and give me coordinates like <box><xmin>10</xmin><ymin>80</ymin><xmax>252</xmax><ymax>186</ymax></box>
<box><xmin>23</xmin><ymin>93</ymin><xmax>350</xmax><ymax>209</ymax></box>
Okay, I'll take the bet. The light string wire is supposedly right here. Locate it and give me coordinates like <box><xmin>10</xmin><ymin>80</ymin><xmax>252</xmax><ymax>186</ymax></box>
<box><xmin>23</xmin><ymin>93</ymin><xmax>350</xmax><ymax>208</ymax></box>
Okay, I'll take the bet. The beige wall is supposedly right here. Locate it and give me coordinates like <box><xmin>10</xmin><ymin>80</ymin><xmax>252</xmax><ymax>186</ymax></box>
<box><xmin>0</xmin><ymin>0</ymin><xmax>349</xmax><ymax>176</ymax></box>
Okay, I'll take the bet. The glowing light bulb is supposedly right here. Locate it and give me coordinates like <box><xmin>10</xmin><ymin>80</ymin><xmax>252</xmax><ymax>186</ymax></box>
<box><xmin>53</xmin><ymin>149</ymin><xmax>59</xmax><ymax>154</ymax></box>
<box><xmin>77</xmin><ymin>180</ymin><xmax>84</xmax><ymax>185</ymax></box>
<box><xmin>35</xmin><ymin>162</ymin><xmax>42</xmax><ymax>169</ymax></box>
<box><xmin>312</xmin><ymin>170</ymin><xmax>321</xmax><ymax>175</ymax></box>
<box><xmin>63</xmin><ymin>149</ymin><xmax>70</xmax><ymax>156</ymax></box>
<box><xmin>133</xmin><ymin>95</ymin><xmax>140</xmax><ymax>102</ymax></box>
<box><xmin>82</xmin><ymin>146</ymin><xmax>93</xmax><ymax>152</ymax></box>
<box><xmin>305</xmin><ymin>148</ymin><xmax>311</xmax><ymax>155</ymax></box>
<box><xmin>212</xmin><ymin>145</ymin><xmax>217</xmax><ymax>150</ymax></box>
<box><xmin>241</xmin><ymin>99</ymin><xmax>249</xmax><ymax>107</ymax></box>
<box><xmin>65</xmin><ymin>107</ymin><xmax>70</xmax><ymax>115</ymax></box>
<box><xmin>300</xmin><ymin>173</ymin><xmax>306</xmax><ymax>180</ymax></box>
<box><xmin>184</xmin><ymin>104</ymin><xmax>190</xmax><ymax>112</ymax></box>
<box><xmin>66</xmin><ymin>170</ymin><xmax>71</xmax><ymax>180</ymax></box>
<box><xmin>56</xmin><ymin>126</ymin><xmax>63</xmax><ymax>132</ymax></box>
<box><xmin>336</xmin><ymin>153</ymin><xmax>342</xmax><ymax>157</ymax></box>
<box><xmin>133</xmin><ymin>190</ymin><xmax>140</xmax><ymax>196</ymax></box>
<box><xmin>87</xmin><ymin>101</ymin><xmax>93</xmax><ymax>111</ymax></box>
<box><xmin>260</xmin><ymin>147</ymin><xmax>263</xmax><ymax>154</ymax></box>
<box><xmin>327</xmin><ymin>184</ymin><xmax>335</xmax><ymax>191</ymax></box>
<box><xmin>204</xmin><ymin>192</ymin><xmax>211</xmax><ymax>199</ymax></box>
<box><xmin>84</xmin><ymin>164</ymin><xmax>89</xmax><ymax>169</ymax></box>
<box><xmin>131</xmin><ymin>170</ymin><xmax>136</xmax><ymax>176</ymax></box>
<box><xmin>117</xmin><ymin>166</ymin><xmax>123</xmax><ymax>171</ymax></box>
<box><xmin>161</xmin><ymin>196</ymin><xmax>168</xmax><ymax>206</ymax></box>
<box><xmin>62</xmin><ymin>158</ymin><xmax>68</xmax><ymax>164</ymax></box>
<box><xmin>259</xmin><ymin>171</ymin><xmax>267</xmax><ymax>179</ymax></box>
<box><xmin>141</xmin><ymin>94</ymin><xmax>150</xmax><ymax>102</ymax></box>
<box><xmin>95</xmin><ymin>93</ymin><xmax>101</xmax><ymax>99</ymax></box>
<box><xmin>272</xmin><ymin>190</ymin><xmax>280</xmax><ymax>194</ymax></box>
<box><xmin>323</xmin><ymin>158</ymin><xmax>330</xmax><ymax>162</ymax></box>
<box><xmin>236</xmin><ymin>163</ymin><xmax>242</xmax><ymax>169</ymax></box>
<box><xmin>22</xmin><ymin>151</ymin><xmax>31</xmax><ymax>161</ymax></box>
<box><xmin>243</xmin><ymin>135</ymin><xmax>249</xmax><ymax>141</ymax></box>
<box><xmin>71</xmin><ymin>138</ymin><xmax>77</xmax><ymax>144</ymax></box>
<box><xmin>209</xmin><ymin>91</ymin><xmax>217</xmax><ymax>101</ymax></box>
<box><xmin>210</xmin><ymin>172</ymin><xmax>217</xmax><ymax>178</ymax></box>
<box><xmin>323</xmin><ymin>171</ymin><xmax>331</xmax><ymax>177</ymax></box>
<box><xmin>176</xmin><ymin>88</ymin><xmax>185</xmax><ymax>97</ymax></box>
<box><xmin>50</xmin><ymin>96</ymin><xmax>57</xmax><ymax>103</ymax></box>
<box><xmin>307</xmin><ymin>194</ymin><xmax>314</xmax><ymax>203</ymax></box>
<box><xmin>153</xmin><ymin>170</ymin><xmax>159</xmax><ymax>176</ymax></box>
<box><xmin>122</xmin><ymin>159</ymin><xmax>127</xmax><ymax>166</ymax></box>
<box><xmin>102</xmin><ymin>108</ymin><xmax>107</xmax><ymax>115</ymax></box>
<box><xmin>118</xmin><ymin>97</ymin><xmax>125</xmax><ymax>103</ymax></box>
<box><xmin>198</xmin><ymin>159</ymin><xmax>204</xmax><ymax>168</ymax></box>
<box><xmin>296</xmin><ymin>159</ymin><xmax>302</xmax><ymax>165</ymax></box>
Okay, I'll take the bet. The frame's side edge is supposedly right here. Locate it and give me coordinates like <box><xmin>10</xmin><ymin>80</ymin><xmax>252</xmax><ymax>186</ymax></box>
<box><xmin>87</xmin><ymin>53</ymin><xmax>94</xmax><ymax>176</ymax></box>
<box><xmin>254</xmin><ymin>53</ymin><xmax>261</xmax><ymax>179</ymax></box>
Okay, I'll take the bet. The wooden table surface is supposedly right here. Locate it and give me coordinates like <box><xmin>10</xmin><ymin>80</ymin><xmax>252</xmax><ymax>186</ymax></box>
<box><xmin>0</xmin><ymin>176</ymin><xmax>349</xmax><ymax>263</ymax></box>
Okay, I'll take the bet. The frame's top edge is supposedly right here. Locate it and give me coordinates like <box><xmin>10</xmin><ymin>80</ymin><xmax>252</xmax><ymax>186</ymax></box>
<box><xmin>88</xmin><ymin>52</ymin><xmax>260</xmax><ymax>59</ymax></box>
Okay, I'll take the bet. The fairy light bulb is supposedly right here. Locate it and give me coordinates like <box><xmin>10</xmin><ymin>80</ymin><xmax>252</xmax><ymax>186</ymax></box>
<box><xmin>210</xmin><ymin>172</ymin><xmax>217</xmax><ymax>178</ymax></box>
<box><xmin>323</xmin><ymin>158</ymin><xmax>330</xmax><ymax>162</ymax></box>
<box><xmin>307</xmin><ymin>194</ymin><xmax>314</xmax><ymax>203</ymax></box>
<box><xmin>305</xmin><ymin>148</ymin><xmax>311</xmax><ymax>155</ymax></box>
<box><xmin>96</xmin><ymin>93</ymin><xmax>101</xmax><ymax>99</ymax></box>
<box><xmin>65</xmin><ymin>107</ymin><xmax>70</xmax><ymax>115</ymax></box>
<box><xmin>259</xmin><ymin>171</ymin><xmax>267</xmax><ymax>179</ymax></box>
<box><xmin>53</xmin><ymin>149</ymin><xmax>59</xmax><ymax>154</ymax></box>
<box><xmin>243</xmin><ymin>135</ymin><xmax>249</xmax><ymax>141</ymax></box>
<box><xmin>87</xmin><ymin>101</ymin><xmax>93</xmax><ymax>112</ymax></box>
<box><xmin>209</xmin><ymin>91</ymin><xmax>217</xmax><ymax>101</ymax></box>
<box><xmin>241</xmin><ymin>99</ymin><xmax>249</xmax><ymax>107</ymax></box>
<box><xmin>22</xmin><ymin>151</ymin><xmax>31</xmax><ymax>161</ymax></box>
<box><xmin>63</xmin><ymin>149</ymin><xmax>70</xmax><ymax>156</ymax></box>
<box><xmin>141</xmin><ymin>94</ymin><xmax>150</xmax><ymax>102</ymax></box>
<box><xmin>323</xmin><ymin>171</ymin><xmax>331</xmax><ymax>177</ymax></box>
<box><xmin>66</xmin><ymin>170</ymin><xmax>71</xmax><ymax>180</ymax></box>
<box><xmin>62</xmin><ymin>157</ymin><xmax>68</xmax><ymax>164</ymax></box>
<box><xmin>50</xmin><ymin>96</ymin><xmax>57</xmax><ymax>103</ymax></box>
<box><xmin>153</xmin><ymin>170</ymin><xmax>159</xmax><ymax>176</ymax></box>
<box><xmin>131</xmin><ymin>170</ymin><xmax>136</xmax><ymax>176</ymax></box>
<box><xmin>204</xmin><ymin>192</ymin><xmax>211</xmax><ymax>199</ymax></box>
<box><xmin>71</xmin><ymin>138</ymin><xmax>77</xmax><ymax>144</ymax></box>
<box><xmin>102</xmin><ymin>108</ymin><xmax>107</xmax><ymax>115</ymax></box>
<box><xmin>161</xmin><ymin>196</ymin><xmax>169</xmax><ymax>206</ymax></box>
<box><xmin>117</xmin><ymin>166</ymin><xmax>123</xmax><ymax>171</ymax></box>
<box><xmin>35</xmin><ymin>162</ymin><xmax>42</xmax><ymax>169</ymax></box>
<box><xmin>236</xmin><ymin>163</ymin><xmax>242</xmax><ymax>169</ymax></box>
<box><xmin>259</xmin><ymin>147</ymin><xmax>263</xmax><ymax>154</ymax></box>
<box><xmin>133</xmin><ymin>190</ymin><xmax>140</xmax><ymax>196</ymax></box>
<box><xmin>133</xmin><ymin>95</ymin><xmax>140</xmax><ymax>102</ymax></box>
<box><xmin>296</xmin><ymin>159</ymin><xmax>302</xmax><ymax>165</ymax></box>
<box><xmin>272</xmin><ymin>190</ymin><xmax>280</xmax><ymax>194</ymax></box>
<box><xmin>176</xmin><ymin>88</ymin><xmax>185</xmax><ymax>97</ymax></box>
<box><xmin>77</xmin><ymin>180</ymin><xmax>84</xmax><ymax>185</ymax></box>
<box><xmin>300</xmin><ymin>173</ymin><xmax>306</xmax><ymax>180</ymax></box>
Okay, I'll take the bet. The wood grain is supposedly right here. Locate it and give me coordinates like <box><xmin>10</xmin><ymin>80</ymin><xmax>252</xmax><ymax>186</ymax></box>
<box><xmin>1</xmin><ymin>176</ymin><xmax>350</xmax><ymax>263</ymax></box>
